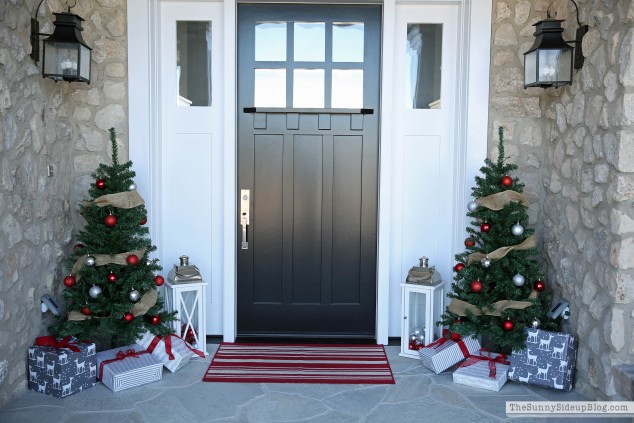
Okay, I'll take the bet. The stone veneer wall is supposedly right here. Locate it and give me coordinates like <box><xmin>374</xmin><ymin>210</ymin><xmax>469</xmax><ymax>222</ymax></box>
<box><xmin>489</xmin><ymin>0</ymin><xmax>634</xmax><ymax>399</ymax></box>
<box><xmin>0</xmin><ymin>0</ymin><xmax>128</xmax><ymax>406</ymax></box>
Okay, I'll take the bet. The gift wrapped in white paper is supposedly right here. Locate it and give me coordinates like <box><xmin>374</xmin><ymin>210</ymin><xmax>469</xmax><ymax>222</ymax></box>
<box><xmin>452</xmin><ymin>350</ymin><xmax>510</xmax><ymax>392</ymax></box>
<box><xmin>96</xmin><ymin>344</ymin><xmax>162</xmax><ymax>392</ymax></box>
<box><xmin>136</xmin><ymin>332</ymin><xmax>203</xmax><ymax>373</ymax></box>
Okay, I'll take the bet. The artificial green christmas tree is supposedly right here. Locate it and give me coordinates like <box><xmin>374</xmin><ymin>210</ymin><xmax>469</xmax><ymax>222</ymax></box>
<box><xmin>55</xmin><ymin>128</ymin><xmax>175</xmax><ymax>347</ymax></box>
<box><xmin>438</xmin><ymin>128</ymin><xmax>556</xmax><ymax>351</ymax></box>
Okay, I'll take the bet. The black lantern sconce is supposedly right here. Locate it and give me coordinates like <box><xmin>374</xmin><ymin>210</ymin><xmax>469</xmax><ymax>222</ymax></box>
<box><xmin>524</xmin><ymin>0</ymin><xmax>588</xmax><ymax>88</ymax></box>
<box><xmin>30</xmin><ymin>0</ymin><xmax>92</xmax><ymax>84</ymax></box>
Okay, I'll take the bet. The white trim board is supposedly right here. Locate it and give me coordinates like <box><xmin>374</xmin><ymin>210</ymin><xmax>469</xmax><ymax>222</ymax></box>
<box><xmin>127</xmin><ymin>0</ymin><xmax>491</xmax><ymax>344</ymax></box>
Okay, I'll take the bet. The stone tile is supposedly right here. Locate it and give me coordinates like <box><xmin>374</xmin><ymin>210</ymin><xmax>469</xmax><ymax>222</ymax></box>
<box><xmin>466</xmin><ymin>394</ymin><xmax>547</xmax><ymax>420</ymax></box>
<box><xmin>236</xmin><ymin>392</ymin><xmax>329</xmax><ymax>423</ymax></box>
<box><xmin>263</xmin><ymin>383</ymin><xmax>363</xmax><ymax>400</ymax></box>
<box><xmin>383</xmin><ymin>374</ymin><xmax>432</xmax><ymax>403</ymax></box>
<box><xmin>367</xmin><ymin>399</ymin><xmax>494</xmax><ymax>423</ymax></box>
<box><xmin>323</xmin><ymin>385</ymin><xmax>389</xmax><ymax>416</ymax></box>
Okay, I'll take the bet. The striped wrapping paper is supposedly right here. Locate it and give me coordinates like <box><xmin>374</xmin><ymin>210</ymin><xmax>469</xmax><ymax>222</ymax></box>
<box><xmin>418</xmin><ymin>336</ymin><xmax>481</xmax><ymax>374</ymax></box>
<box><xmin>452</xmin><ymin>352</ymin><xmax>509</xmax><ymax>392</ymax></box>
<box><xmin>96</xmin><ymin>344</ymin><xmax>163</xmax><ymax>392</ymax></box>
<box><xmin>136</xmin><ymin>332</ymin><xmax>195</xmax><ymax>373</ymax></box>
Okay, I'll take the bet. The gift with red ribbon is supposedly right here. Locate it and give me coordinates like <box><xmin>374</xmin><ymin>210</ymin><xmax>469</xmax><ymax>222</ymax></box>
<box><xmin>418</xmin><ymin>330</ymin><xmax>481</xmax><ymax>374</ymax></box>
<box><xmin>136</xmin><ymin>332</ymin><xmax>204</xmax><ymax>373</ymax></box>
<box><xmin>27</xmin><ymin>336</ymin><xmax>97</xmax><ymax>397</ymax></box>
<box><xmin>95</xmin><ymin>344</ymin><xmax>162</xmax><ymax>392</ymax></box>
<box><xmin>452</xmin><ymin>348</ymin><xmax>511</xmax><ymax>392</ymax></box>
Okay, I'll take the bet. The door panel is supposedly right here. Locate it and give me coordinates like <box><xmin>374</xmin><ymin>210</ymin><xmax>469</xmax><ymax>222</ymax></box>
<box><xmin>237</xmin><ymin>4</ymin><xmax>381</xmax><ymax>337</ymax></box>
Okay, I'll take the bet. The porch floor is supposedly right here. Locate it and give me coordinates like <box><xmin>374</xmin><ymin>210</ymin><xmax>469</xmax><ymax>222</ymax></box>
<box><xmin>0</xmin><ymin>345</ymin><xmax>627</xmax><ymax>423</ymax></box>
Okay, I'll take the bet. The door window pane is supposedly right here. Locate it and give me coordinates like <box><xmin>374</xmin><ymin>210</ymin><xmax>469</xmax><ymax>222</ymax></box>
<box><xmin>254</xmin><ymin>69</ymin><xmax>286</xmax><ymax>107</ymax></box>
<box><xmin>331</xmin><ymin>69</ymin><xmax>363</xmax><ymax>108</ymax></box>
<box><xmin>293</xmin><ymin>69</ymin><xmax>324</xmax><ymax>108</ymax></box>
<box><xmin>255</xmin><ymin>22</ymin><xmax>287</xmax><ymax>61</ymax></box>
<box><xmin>177</xmin><ymin>21</ymin><xmax>212</xmax><ymax>107</ymax></box>
<box><xmin>333</xmin><ymin>23</ymin><xmax>364</xmax><ymax>63</ymax></box>
<box><xmin>406</xmin><ymin>23</ymin><xmax>442</xmax><ymax>109</ymax></box>
<box><xmin>294</xmin><ymin>22</ymin><xmax>325</xmax><ymax>62</ymax></box>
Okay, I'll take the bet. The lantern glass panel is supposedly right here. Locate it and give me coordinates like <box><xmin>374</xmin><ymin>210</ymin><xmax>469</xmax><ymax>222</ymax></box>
<box><xmin>44</xmin><ymin>41</ymin><xmax>78</xmax><ymax>77</ymax></box>
<box><xmin>524</xmin><ymin>50</ymin><xmax>537</xmax><ymax>85</ymax></box>
<box><xmin>79</xmin><ymin>44</ymin><xmax>91</xmax><ymax>81</ymax></box>
<box><xmin>538</xmin><ymin>49</ymin><xmax>572</xmax><ymax>83</ymax></box>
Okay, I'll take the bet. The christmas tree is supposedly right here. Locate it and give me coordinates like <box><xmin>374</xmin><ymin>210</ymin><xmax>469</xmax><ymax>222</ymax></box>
<box><xmin>438</xmin><ymin>127</ymin><xmax>556</xmax><ymax>351</ymax></box>
<box><xmin>54</xmin><ymin>128</ymin><xmax>175</xmax><ymax>347</ymax></box>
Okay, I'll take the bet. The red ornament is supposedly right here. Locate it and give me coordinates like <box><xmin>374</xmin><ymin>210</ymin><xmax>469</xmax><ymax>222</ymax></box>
<box><xmin>408</xmin><ymin>341</ymin><xmax>416</xmax><ymax>350</ymax></box>
<box><xmin>104</xmin><ymin>214</ymin><xmax>118</xmax><ymax>227</ymax></box>
<box><xmin>153</xmin><ymin>275</ymin><xmax>165</xmax><ymax>287</ymax></box>
<box><xmin>140</xmin><ymin>217</ymin><xmax>147</xmax><ymax>225</ymax></box>
<box><xmin>534</xmin><ymin>279</ymin><xmax>546</xmax><ymax>292</ymax></box>
<box><xmin>454</xmin><ymin>263</ymin><xmax>465</xmax><ymax>272</ymax></box>
<box><xmin>95</xmin><ymin>179</ymin><xmax>106</xmax><ymax>190</ymax></box>
<box><xmin>74</xmin><ymin>243</ymin><xmax>84</xmax><ymax>251</ymax></box>
<box><xmin>63</xmin><ymin>275</ymin><xmax>76</xmax><ymax>288</ymax></box>
<box><xmin>181</xmin><ymin>324</ymin><xmax>197</xmax><ymax>344</ymax></box>
<box><xmin>151</xmin><ymin>315</ymin><xmax>161</xmax><ymax>326</ymax></box>
<box><xmin>107</xmin><ymin>272</ymin><xmax>117</xmax><ymax>283</ymax></box>
<box><xmin>501</xmin><ymin>175</ymin><xmax>513</xmax><ymax>187</ymax></box>
<box><xmin>464</xmin><ymin>238</ymin><xmax>476</xmax><ymax>248</ymax></box>
<box><xmin>80</xmin><ymin>306</ymin><xmax>92</xmax><ymax>316</ymax></box>
<box><xmin>502</xmin><ymin>319</ymin><xmax>515</xmax><ymax>331</ymax></box>
<box><xmin>123</xmin><ymin>312</ymin><xmax>134</xmax><ymax>322</ymax></box>
<box><xmin>480</xmin><ymin>222</ymin><xmax>491</xmax><ymax>233</ymax></box>
<box><xmin>126</xmin><ymin>254</ymin><xmax>139</xmax><ymax>265</ymax></box>
<box><xmin>450</xmin><ymin>332</ymin><xmax>461</xmax><ymax>341</ymax></box>
<box><xmin>470</xmin><ymin>279</ymin><xmax>483</xmax><ymax>293</ymax></box>
<box><xmin>415</xmin><ymin>344</ymin><xmax>424</xmax><ymax>351</ymax></box>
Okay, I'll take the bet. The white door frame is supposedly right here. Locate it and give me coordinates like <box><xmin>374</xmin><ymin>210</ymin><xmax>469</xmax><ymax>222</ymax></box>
<box><xmin>128</xmin><ymin>0</ymin><xmax>491</xmax><ymax>344</ymax></box>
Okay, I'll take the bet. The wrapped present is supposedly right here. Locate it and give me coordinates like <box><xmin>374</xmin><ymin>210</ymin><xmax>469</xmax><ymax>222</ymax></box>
<box><xmin>136</xmin><ymin>332</ymin><xmax>204</xmax><ymax>373</ymax></box>
<box><xmin>27</xmin><ymin>336</ymin><xmax>97</xmax><ymax>398</ymax></box>
<box><xmin>418</xmin><ymin>332</ymin><xmax>481</xmax><ymax>374</ymax></box>
<box><xmin>507</xmin><ymin>328</ymin><xmax>577</xmax><ymax>391</ymax></box>
<box><xmin>96</xmin><ymin>344</ymin><xmax>162</xmax><ymax>392</ymax></box>
<box><xmin>452</xmin><ymin>349</ymin><xmax>510</xmax><ymax>392</ymax></box>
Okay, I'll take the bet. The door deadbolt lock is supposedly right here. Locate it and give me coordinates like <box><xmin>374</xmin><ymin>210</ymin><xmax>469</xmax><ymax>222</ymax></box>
<box><xmin>240</xmin><ymin>189</ymin><xmax>250</xmax><ymax>249</ymax></box>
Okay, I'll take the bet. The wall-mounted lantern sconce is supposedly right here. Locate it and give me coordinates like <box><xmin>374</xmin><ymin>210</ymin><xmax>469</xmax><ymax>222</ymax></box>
<box><xmin>30</xmin><ymin>1</ymin><xmax>92</xmax><ymax>84</ymax></box>
<box><xmin>524</xmin><ymin>0</ymin><xmax>588</xmax><ymax>88</ymax></box>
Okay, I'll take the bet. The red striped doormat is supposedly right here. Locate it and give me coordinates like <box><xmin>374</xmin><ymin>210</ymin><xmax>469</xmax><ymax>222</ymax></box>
<box><xmin>202</xmin><ymin>343</ymin><xmax>395</xmax><ymax>384</ymax></box>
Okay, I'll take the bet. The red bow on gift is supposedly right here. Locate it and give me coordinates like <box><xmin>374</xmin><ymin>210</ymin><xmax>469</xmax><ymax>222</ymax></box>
<box><xmin>147</xmin><ymin>334</ymin><xmax>205</xmax><ymax>360</ymax></box>
<box><xmin>457</xmin><ymin>348</ymin><xmax>510</xmax><ymax>378</ymax></box>
<box><xmin>35</xmin><ymin>336</ymin><xmax>81</xmax><ymax>352</ymax></box>
<box><xmin>422</xmin><ymin>329</ymin><xmax>470</xmax><ymax>358</ymax></box>
<box><xmin>98</xmin><ymin>348</ymin><xmax>148</xmax><ymax>380</ymax></box>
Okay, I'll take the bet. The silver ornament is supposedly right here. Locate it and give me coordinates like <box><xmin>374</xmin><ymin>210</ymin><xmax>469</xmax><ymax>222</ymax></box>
<box><xmin>409</xmin><ymin>334</ymin><xmax>417</xmax><ymax>342</ymax></box>
<box><xmin>512</xmin><ymin>273</ymin><xmax>526</xmax><ymax>286</ymax></box>
<box><xmin>128</xmin><ymin>183</ymin><xmax>137</xmax><ymax>191</ymax></box>
<box><xmin>511</xmin><ymin>223</ymin><xmax>524</xmax><ymax>236</ymax></box>
<box><xmin>481</xmin><ymin>257</ymin><xmax>491</xmax><ymax>268</ymax></box>
<box><xmin>531</xmin><ymin>317</ymin><xmax>541</xmax><ymax>328</ymax></box>
<box><xmin>467</xmin><ymin>201</ymin><xmax>478</xmax><ymax>212</ymax></box>
<box><xmin>417</xmin><ymin>330</ymin><xmax>426</xmax><ymax>342</ymax></box>
<box><xmin>129</xmin><ymin>289</ymin><xmax>140</xmax><ymax>302</ymax></box>
<box><xmin>85</xmin><ymin>255</ymin><xmax>96</xmax><ymax>266</ymax></box>
<box><xmin>89</xmin><ymin>285</ymin><xmax>102</xmax><ymax>298</ymax></box>
<box><xmin>146</xmin><ymin>259</ymin><xmax>153</xmax><ymax>267</ymax></box>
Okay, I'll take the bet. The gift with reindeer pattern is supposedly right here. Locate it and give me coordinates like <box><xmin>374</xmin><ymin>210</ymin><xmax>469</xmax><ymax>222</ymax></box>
<box><xmin>27</xmin><ymin>336</ymin><xmax>97</xmax><ymax>398</ymax></box>
<box><xmin>507</xmin><ymin>328</ymin><xmax>577</xmax><ymax>391</ymax></box>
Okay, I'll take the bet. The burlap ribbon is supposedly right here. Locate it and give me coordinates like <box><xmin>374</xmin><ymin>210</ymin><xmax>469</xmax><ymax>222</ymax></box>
<box><xmin>476</xmin><ymin>190</ymin><xmax>529</xmax><ymax>211</ymax></box>
<box><xmin>447</xmin><ymin>291</ymin><xmax>539</xmax><ymax>317</ymax></box>
<box><xmin>71</xmin><ymin>249</ymin><xmax>147</xmax><ymax>277</ymax></box>
<box><xmin>82</xmin><ymin>190</ymin><xmax>144</xmax><ymax>209</ymax></box>
<box><xmin>67</xmin><ymin>289</ymin><xmax>158</xmax><ymax>321</ymax></box>
<box><xmin>467</xmin><ymin>235</ymin><xmax>536</xmax><ymax>265</ymax></box>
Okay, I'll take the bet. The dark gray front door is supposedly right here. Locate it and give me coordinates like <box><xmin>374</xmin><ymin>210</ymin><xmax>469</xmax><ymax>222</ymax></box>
<box><xmin>237</xmin><ymin>3</ymin><xmax>381</xmax><ymax>338</ymax></box>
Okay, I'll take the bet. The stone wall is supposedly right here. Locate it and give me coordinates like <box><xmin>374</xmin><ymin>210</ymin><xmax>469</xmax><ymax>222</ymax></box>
<box><xmin>489</xmin><ymin>0</ymin><xmax>634</xmax><ymax>399</ymax></box>
<box><xmin>0</xmin><ymin>0</ymin><xmax>127</xmax><ymax>407</ymax></box>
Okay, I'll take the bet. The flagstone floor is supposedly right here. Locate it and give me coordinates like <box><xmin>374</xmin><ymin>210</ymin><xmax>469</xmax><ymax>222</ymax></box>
<box><xmin>0</xmin><ymin>344</ymin><xmax>629</xmax><ymax>423</ymax></box>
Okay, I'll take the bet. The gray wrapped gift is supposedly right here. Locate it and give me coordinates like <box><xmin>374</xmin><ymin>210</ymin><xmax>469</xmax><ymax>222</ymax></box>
<box><xmin>96</xmin><ymin>344</ymin><xmax>163</xmax><ymax>392</ymax></box>
<box><xmin>508</xmin><ymin>328</ymin><xmax>577</xmax><ymax>391</ymax></box>
<box><xmin>418</xmin><ymin>335</ymin><xmax>481</xmax><ymax>374</ymax></box>
<box><xmin>27</xmin><ymin>336</ymin><xmax>97</xmax><ymax>398</ymax></box>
